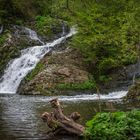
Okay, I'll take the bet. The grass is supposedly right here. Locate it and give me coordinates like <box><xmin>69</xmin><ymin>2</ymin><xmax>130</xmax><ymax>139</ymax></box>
<box><xmin>85</xmin><ymin>110</ymin><xmax>140</xmax><ymax>140</ymax></box>
<box><xmin>56</xmin><ymin>80</ymin><xmax>96</xmax><ymax>90</ymax></box>
<box><xmin>25</xmin><ymin>61</ymin><xmax>45</xmax><ymax>81</ymax></box>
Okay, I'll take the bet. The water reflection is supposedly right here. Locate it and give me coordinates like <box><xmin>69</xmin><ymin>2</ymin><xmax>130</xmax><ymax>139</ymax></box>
<box><xmin>0</xmin><ymin>94</ymin><xmax>140</xmax><ymax>140</ymax></box>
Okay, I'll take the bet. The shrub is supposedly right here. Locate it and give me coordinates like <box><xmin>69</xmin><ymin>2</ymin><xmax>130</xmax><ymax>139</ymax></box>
<box><xmin>85</xmin><ymin>110</ymin><xmax>140</xmax><ymax>140</ymax></box>
<box><xmin>56</xmin><ymin>80</ymin><xmax>96</xmax><ymax>90</ymax></box>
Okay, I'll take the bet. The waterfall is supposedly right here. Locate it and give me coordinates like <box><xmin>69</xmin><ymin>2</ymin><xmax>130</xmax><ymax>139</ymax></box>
<box><xmin>25</xmin><ymin>27</ymin><xmax>45</xmax><ymax>45</ymax></box>
<box><xmin>37</xmin><ymin>91</ymin><xmax>128</xmax><ymax>102</ymax></box>
<box><xmin>0</xmin><ymin>27</ymin><xmax>76</xmax><ymax>94</ymax></box>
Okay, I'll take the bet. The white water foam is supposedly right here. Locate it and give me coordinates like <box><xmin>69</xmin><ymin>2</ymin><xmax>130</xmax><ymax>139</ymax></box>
<box><xmin>0</xmin><ymin>27</ymin><xmax>76</xmax><ymax>94</ymax></box>
<box><xmin>25</xmin><ymin>27</ymin><xmax>45</xmax><ymax>45</ymax></box>
<box><xmin>59</xmin><ymin>91</ymin><xmax>128</xmax><ymax>102</ymax></box>
<box><xmin>31</xmin><ymin>90</ymin><xmax>127</xmax><ymax>102</ymax></box>
<box><xmin>0</xmin><ymin>91</ymin><xmax>128</xmax><ymax>102</ymax></box>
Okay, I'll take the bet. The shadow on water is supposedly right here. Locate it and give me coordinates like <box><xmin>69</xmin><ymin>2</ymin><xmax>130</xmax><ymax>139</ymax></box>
<box><xmin>0</xmin><ymin>94</ymin><xmax>140</xmax><ymax>140</ymax></box>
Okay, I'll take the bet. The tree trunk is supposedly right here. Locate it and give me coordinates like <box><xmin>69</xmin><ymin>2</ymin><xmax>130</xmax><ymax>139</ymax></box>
<box><xmin>41</xmin><ymin>98</ymin><xmax>85</xmax><ymax>136</ymax></box>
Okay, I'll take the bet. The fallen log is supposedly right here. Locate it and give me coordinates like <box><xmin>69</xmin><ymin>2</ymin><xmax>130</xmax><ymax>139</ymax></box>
<box><xmin>41</xmin><ymin>98</ymin><xmax>85</xmax><ymax>136</ymax></box>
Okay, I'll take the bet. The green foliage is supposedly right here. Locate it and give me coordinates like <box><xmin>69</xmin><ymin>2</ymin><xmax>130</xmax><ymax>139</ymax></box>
<box><xmin>35</xmin><ymin>15</ymin><xmax>63</xmax><ymax>37</ymax></box>
<box><xmin>15</xmin><ymin>19</ymin><xmax>23</xmax><ymax>25</ymax></box>
<box><xmin>0</xmin><ymin>0</ymin><xmax>53</xmax><ymax>24</ymax></box>
<box><xmin>99</xmin><ymin>75</ymin><xmax>112</xmax><ymax>83</ymax></box>
<box><xmin>25</xmin><ymin>62</ymin><xmax>45</xmax><ymax>81</ymax></box>
<box><xmin>56</xmin><ymin>80</ymin><xmax>96</xmax><ymax>90</ymax></box>
<box><xmin>35</xmin><ymin>16</ymin><xmax>53</xmax><ymax>36</ymax></box>
<box><xmin>0</xmin><ymin>34</ymin><xmax>6</xmax><ymax>45</ymax></box>
<box><xmin>85</xmin><ymin>110</ymin><xmax>140</xmax><ymax>140</ymax></box>
<box><xmin>70</xmin><ymin>0</ymin><xmax>140</xmax><ymax>77</ymax></box>
<box><xmin>0</xmin><ymin>0</ymin><xmax>140</xmax><ymax>86</ymax></box>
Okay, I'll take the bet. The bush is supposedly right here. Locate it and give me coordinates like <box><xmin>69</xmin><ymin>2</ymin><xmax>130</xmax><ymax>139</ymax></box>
<box><xmin>85</xmin><ymin>110</ymin><xmax>140</xmax><ymax>140</ymax></box>
<box><xmin>35</xmin><ymin>15</ymin><xmax>64</xmax><ymax>37</ymax></box>
<box><xmin>56</xmin><ymin>80</ymin><xmax>96</xmax><ymax>90</ymax></box>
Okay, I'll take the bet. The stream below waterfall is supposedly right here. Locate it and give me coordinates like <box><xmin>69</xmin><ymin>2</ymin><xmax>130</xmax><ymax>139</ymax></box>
<box><xmin>0</xmin><ymin>94</ymin><xmax>140</xmax><ymax>140</ymax></box>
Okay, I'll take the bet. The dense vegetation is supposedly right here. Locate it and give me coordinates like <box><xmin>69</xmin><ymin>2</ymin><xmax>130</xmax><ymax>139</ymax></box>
<box><xmin>0</xmin><ymin>0</ymin><xmax>140</xmax><ymax>84</ymax></box>
<box><xmin>56</xmin><ymin>80</ymin><xmax>96</xmax><ymax>90</ymax></box>
<box><xmin>71</xmin><ymin>0</ymin><xmax>140</xmax><ymax>79</ymax></box>
<box><xmin>85</xmin><ymin>110</ymin><xmax>140</xmax><ymax>140</ymax></box>
<box><xmin>0</xmin><ymin>1</ymin><xmax>140</xmax><ymax>138</ymax></box>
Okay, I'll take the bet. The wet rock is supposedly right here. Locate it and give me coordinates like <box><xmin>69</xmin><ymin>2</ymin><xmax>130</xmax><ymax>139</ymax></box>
<box><xmin>18</xmin><ymin>47</ymin><xmax>90</xmax><ymax>95</ymax></box>
<box><xmin>124</xmin><ymin>81</ymin><xmax>140</xmax><ymax>101</ymax></box>
<box><xmin>99</xmin><ymin>62</ymin><xmax>140</xmax><ymax>93</ymax></box>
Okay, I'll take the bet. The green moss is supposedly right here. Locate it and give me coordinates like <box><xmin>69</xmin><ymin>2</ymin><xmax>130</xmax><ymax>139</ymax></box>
<box><xmin>35</xmin><ymin>15</ymin><xmax>64</xmax><ymax>37</ymax></box>
<box><xmin>85</xmin><ymin>110</ymin><xmax>140</xmax><ymax>140</ymax></box>
<box><xmin>25</xmin><ymin>61</ymin><xmax>45</xmax><ymax>81</ymax></box>
<box><xmin>99</xmin><ymin>75</ymin><xmax>112</xmax><ymax>83</ymax></box>
<box><xmin>0</xmin><ymin>34</ymin><xmax>7</xmax><ymax>46</ymax></box>
<box><xmin>56</xmin><ymin>80</ymin><xmax>96</xmax><ymax>90</ymax></box>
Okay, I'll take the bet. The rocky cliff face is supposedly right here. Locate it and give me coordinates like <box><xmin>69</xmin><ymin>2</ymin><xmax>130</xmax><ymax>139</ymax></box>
<box><xmin>18</xmin><ymin>46</ymin><xmax>91</xmax><ymax>95</ymax></box>
<box><xmin>1</xmin><ymin>25</ymin><xmax>140</xmax><ymax>95</ymax></box>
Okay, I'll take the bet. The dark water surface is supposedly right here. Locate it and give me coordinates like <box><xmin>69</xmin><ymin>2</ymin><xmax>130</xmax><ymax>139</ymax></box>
<box><xmin>0</xmin><ymin>94</ymin><xmax>140</xmax><ymax>140</ymax></box>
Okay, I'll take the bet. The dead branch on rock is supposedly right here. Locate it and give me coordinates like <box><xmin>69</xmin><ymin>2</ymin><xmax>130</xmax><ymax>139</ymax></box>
<box><xmin>41</xmin><ymin>98</ymin><xmax>85</xmax><ymax>136</ymax></box>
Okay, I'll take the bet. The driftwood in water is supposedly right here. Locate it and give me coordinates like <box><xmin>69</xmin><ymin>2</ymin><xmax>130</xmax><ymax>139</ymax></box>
<box><xmin>41</xmin><ymin>98</ymin><xmax>85</xmax><ymax>136</ymax></box>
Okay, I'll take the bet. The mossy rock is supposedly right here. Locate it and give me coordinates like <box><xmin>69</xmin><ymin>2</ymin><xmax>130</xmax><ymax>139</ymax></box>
<box><xmin>125</xmin><ymin>81</ymin><xmax>140</xmax><ymax>101</ymax></box>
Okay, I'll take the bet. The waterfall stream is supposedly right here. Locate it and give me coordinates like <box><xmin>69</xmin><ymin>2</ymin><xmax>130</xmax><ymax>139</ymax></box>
<box><xmin>0</xmin><ymin>26</ymin><xmax>128</xmax><ymax>100</ymax></box>
<box><xmin>0</xmin><ymin>27</ymin><xmax>76</xmax><ymax>94</ymax></box>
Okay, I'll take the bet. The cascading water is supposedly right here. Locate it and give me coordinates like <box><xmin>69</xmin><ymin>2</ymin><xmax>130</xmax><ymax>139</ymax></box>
<box><xmin>0</xmin><ymin>26</ymin><xmax>128</xmax><ymax>100</ymax></box>
<box><xmin>0</xmin><ymin>25</ymin><xmax>3</xmax><ymax>34</ymax></box>
<box><xmin>0</xmin><ymin>27</ymin><xmax>76</xmax><ymax>94</ymax></box>
<box><xmin>25</xmin><ymin>27</ymin><xmax>45</xmax><ymax>45</ymax></box>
